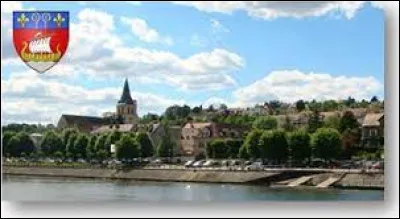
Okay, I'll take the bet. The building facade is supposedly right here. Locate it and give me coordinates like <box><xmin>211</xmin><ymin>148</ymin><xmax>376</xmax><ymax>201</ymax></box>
<box><xmin>361</xmin><ymin>113</ymin><xmax>384</xmax><ymax>148</ymax></box>
<box><xmin>180</xmin><ymin>122</ymin><xmax>249</xmax><ymax>157</ymax></box>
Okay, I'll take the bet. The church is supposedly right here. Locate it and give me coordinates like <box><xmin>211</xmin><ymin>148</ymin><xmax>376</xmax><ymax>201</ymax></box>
<box><xmin>57</xmin><ymin>78</ymin><xmax>139</xmax><ymax>133</ymax></box>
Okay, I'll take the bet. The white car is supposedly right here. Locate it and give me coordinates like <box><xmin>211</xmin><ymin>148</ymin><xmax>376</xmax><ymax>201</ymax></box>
<box><xmin>193</xmin><ymin>160</ymin><xmax>205</xmax><ymax>168</ymax></box>
<box><xmin>184</xmin><ymin>160</ymin><xmax>195</xmax><ymax>168</ymax></box>
<box><xmin>245</xmin><ymin>162</ymin><xmax>263</xmax><ymax>171</ymax></box>
<box><xmin>202</xmin><ymin>160</ymin><xmax>215</xmax><ymax>167</ymax></box>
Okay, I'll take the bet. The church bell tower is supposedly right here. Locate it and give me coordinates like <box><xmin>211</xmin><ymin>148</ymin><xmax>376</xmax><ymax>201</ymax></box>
<box><xmin>116</xmin><ymin>78</ymin><xmax>138</xmax><ymax>124</ymax></box>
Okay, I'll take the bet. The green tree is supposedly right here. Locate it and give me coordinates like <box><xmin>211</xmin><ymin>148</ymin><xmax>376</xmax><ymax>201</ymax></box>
<box><xmin>308</xmin><ymin>99</ymin><xmax>322</xmax><ymax>112</ymax></box>
<box><xmin>243</xmin><ymin>130</ymin><xmax>263</xmax><ymax>159</ymax></box>
<box><xmin>322</xmin><ymin>100</ymin><xmax>339</xmax><ymax>112</ymax></box>
<box><xmin>66</xmin><ymin>133</ymin><xmax>78</xmax><ymax>159</ymax></box>
<box><xmin>206</xmin><ymin>141</ymin><xmax>215</xmax><ymax>158</ymax></box>
<box><xmin>2</xmin><ymin>131</ymin><xmax>16</xmax><ymax>157</ymax></box>
<box><xmin>86</xmin><ymin>135</ymin><xmax>97</xmax><ymax>160</ymax></box>
<box><xmin>252</xmin><ymin>116</ymin><xmax>278</xmax><ymax>130</ymax></box>
<box><xmin>157</xmin><ymin>133</ymin><xmax>174</xmax><ymax>159</ymax></box>
<box><xmin>226</xmin><ymin>139</ymin><xmax>242</xmax><ymax>158</ymax></box>
<box><xmin>7</xmin><ymin>132</ymin><xmax>35</xmax><ymax>157</ymax></box>
<box><xmin>341</xmin><ymin>128</ymin><xmax>360</xmax><ymax>159</ymax></box>
<box><xmin>296</xmin><ymin>100</ymin><xmax>306</xmax><ymax>112</ymax></box>
<box><xmin>105</xmin><ymin>131</ymin><xmax>121</xmax><ymax>150</ymax></box>
<box><xmin>259</xmin><ymin>130</ymin><xmax>288</xmax><ymax>163</ymax></box>
<box><xmin>339</xmin><ymin>111</ymin><xmax>359</xmax><ymax>133</ymax></box>
<box><xmin>288</xmin><ymin>130</ymin><xmax>311</xmax><ymax>163</ymax></box>
<box><xmin>208</xmin><ymin>139</ymin><xmax>229</xmax><ymax>159</ymax></box>
<box><xmin>54</xmin><ymin>151</ymin><xmax>64</xmax><ymax>160</ymax></box>
<box><xmin>96</xmin><ymin>149</ymin><xmax>108</xmax><ymax>162</ymax></box>
<box><xmin>324</xmin><ymin>114</ymin><xmax>341</xmax><ymax>131</ymax></box>
<box><xmin>61</xmin><ymin>128</ymin><xmax>78</xmax><ymax>147</ymax></box>
<box><xmin>311</xmin><ymin>128</ymin><xmax>342</xmax><ymax>162</ymax></box>
<box><xmin>136</xmin><ymin>132</ymin><xmax>154</xmax><ymax>158</ymax></box>
<box><xmin>307</xmin><ymin>111</ymin><xmax>324</xmax><ymax>133</ymax></box>
<box><xmin>40</xmin><ymin>131</ymin><xmax>63</xmax><ymax>156</ymax></box>
<box><xmin>282</xmin><ymin>115</ymin><xmax>294</xmax><ymax>132</ymax></box>
<box><xmin>370</xmin><ymin>96</ymin><xmax>379</xmax><ymax>103</ymax></box>
<box><xmin>238</xmin><ymin>145</ymin><xmax>249</xmax><ymax>160</ymax></box>
<box><xmin>344</xmin><ymin>96</ymin><xmax>356</xmax><ymax>107</ymax></box>
<box><xmin>94</xmin><ymin>134</ymin><xmax>108</xmax><ymax>153</ymax></box>
<box><xmin>73</xmin><ymin>134</ymin><xmax>89</xmax><ymax>159</ymax></box>
<box><xmin>115</xmin><ymin>134</ymin><xmax>140</xmax><ymax>160</ymax></box>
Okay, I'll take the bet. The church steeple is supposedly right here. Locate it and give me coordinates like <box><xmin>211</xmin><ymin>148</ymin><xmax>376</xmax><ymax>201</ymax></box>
<box><xmin>118</xmin><ymin>78</ymin><xmax>134</xmax><ymax>104</ymax></box>
<box><xmin>116</xmin><ymin>78</ymin><xmax>138</xmax><ymax>124</ymax></box>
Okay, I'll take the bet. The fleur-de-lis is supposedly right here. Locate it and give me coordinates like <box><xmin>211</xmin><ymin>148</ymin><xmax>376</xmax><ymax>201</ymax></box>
<box><xmin>53</xmin><ymin>13</ymin><xmax>65</xmax><ymax>27</ymax></box>
<box><xmin>17</xmin><ymin>13</ymin><xmax>29</xmax><ymax>27</ymax></box>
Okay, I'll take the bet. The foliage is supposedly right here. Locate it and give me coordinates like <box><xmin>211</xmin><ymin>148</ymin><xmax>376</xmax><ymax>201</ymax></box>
<box><xmin>243</xmin><ymin>130</ymin><xmax>263</xmax><ymax>159</ymax></box>
<box><xmin>311</xmin><ymin>128</ymin><xmax>342</xmax><ymax>161</ymax></box>
<box><xmin>259</xmin><ymin>130</ymin><xmax>289</xmax><ymax>162</ymax></box>
<box><xmin>136</xmin><ymin>132</ymin><xmax>154</xmax><ymax>158</ymax></box>
<box><xmin>295</xmin><ymin>100</ymin><xmax>306</xmax><ymax>112</ymax></box>
<box><xmin>339</xmin><ymin>111</ymin><xmax>360</xmax><ymax>133</ymax></box>
<box><xmin>288</xmin><ymin>130</ymin><xmax>311</xmax><ymax>162</ymax></box>
<box><xmin>115</xmin><ymin>134</ymin><xmax>140</xmax><ymax>160</ymax></box>
<box><xmin>40</xmin><ymin>131</ymin><xmax>63</xmax><ymax>156</ymax></box>
<box><xmin>252</xmin><ymin>116</ymin><xmax>278</xmax><ymax>130</ymax></box>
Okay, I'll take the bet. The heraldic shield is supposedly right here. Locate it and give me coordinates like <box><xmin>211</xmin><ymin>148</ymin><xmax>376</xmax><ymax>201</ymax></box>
<box><xmin>13</xmin><ymin>11</ymin><xmax>69</xmax><ymax>73</ymax></box>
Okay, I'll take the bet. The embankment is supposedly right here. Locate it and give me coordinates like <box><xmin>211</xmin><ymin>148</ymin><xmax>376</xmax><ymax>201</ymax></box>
<box><xmin>2</xmin><ymin>166</ymin><xmax>384</xmax><ymax>189</ymax></box>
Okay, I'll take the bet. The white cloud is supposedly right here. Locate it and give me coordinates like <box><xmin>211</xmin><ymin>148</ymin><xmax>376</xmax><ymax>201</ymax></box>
<box><xmin>233</xmin><ymin>70</ymin><xmax>383</xmax><ymax>106</ymax></box>
<box><xmin>2</xmin><ymin>8</ymin><xmax>245</xmax><ymax>91</ymax></box>
<box><xmin>1</xmin><ymin>71</ymin><xmax>185</xmax><ymax>124</ymax></box>
<box><xmin>172</xmin><ymin>1</ymin><xmax>367</xmax><ymax>20</ymax></box>
<box><xmin>121</xmin><ymin>17</ymin><xmax>173</xmax><ymax>45</ymax></box>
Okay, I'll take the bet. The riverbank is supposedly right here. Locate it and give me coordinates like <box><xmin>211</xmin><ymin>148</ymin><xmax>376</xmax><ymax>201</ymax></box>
<box><xmin>2</xmin><ymin>166</ymin><xmax>384</xmax><ymax>190</ymax></box>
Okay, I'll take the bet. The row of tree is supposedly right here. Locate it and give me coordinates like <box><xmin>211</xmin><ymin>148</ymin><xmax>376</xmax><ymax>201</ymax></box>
<box><xmin>2</xmin><ymin>128</ymin><xmax>175</xmax><ymax>161</ymax></box>
<box><xmin>205</xmin><ymin>128</ymin><xmax>343</xmax><ymax>163</ymax></box>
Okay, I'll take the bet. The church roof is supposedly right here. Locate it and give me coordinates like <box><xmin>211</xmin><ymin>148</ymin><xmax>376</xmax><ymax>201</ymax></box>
<box><xmin>118</xmin><ymin>78</ymin><xmax>134</xmax><ymax>104</ymax></box>
<box><xmin>58</xmin><ymin>114</ymin><xmax>107</xmax><ymax>132</ymax></box>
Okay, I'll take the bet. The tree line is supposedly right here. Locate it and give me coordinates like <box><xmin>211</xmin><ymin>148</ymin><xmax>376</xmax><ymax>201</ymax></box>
<box><xmin>205</xmin><ymin>110</ymin><xmax>383</xmax><ymax>162</ymax></box>
<box><xmin>2</xmin><ymin>128</ymin><xmax>175</xmax><ymax>161</ymax></box>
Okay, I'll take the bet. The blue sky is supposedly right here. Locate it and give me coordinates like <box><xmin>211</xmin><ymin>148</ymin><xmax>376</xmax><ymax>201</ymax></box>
<box><xmin>1</xmin><ymin>1</ymin><xmax>385</xmax><ymax>124</ymax></box>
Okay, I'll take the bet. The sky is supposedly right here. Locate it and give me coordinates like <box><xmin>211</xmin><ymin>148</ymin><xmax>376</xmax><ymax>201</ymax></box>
<box><xmin>1</xmin><ymin>1</ymin><xmax>386</xmax><ymax>125</ymax></box>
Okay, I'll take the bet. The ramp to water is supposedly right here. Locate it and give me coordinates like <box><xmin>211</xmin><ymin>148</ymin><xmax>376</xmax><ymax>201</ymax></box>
<box><xmin>316</xmin><ymin>176</ymin><xmax>342</xmax><ymax>188</ymax></box>
<box><xmin>287</xmin><ymin>176</ymin><xmax>312</xmax><ymax>187</ymax></box>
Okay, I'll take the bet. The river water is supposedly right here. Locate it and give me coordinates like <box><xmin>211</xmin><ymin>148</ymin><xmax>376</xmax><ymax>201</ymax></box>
<box><xmin>2</xmin><ymin>175</ymin><xmax>383</xmax><ymax>201</ymax></box>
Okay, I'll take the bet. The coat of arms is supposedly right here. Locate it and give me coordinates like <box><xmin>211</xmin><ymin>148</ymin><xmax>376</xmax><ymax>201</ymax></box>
<box><xmin>13</xmin><ymin>11</ymin><xmax>69</xmax><ymax>73</ymax></box>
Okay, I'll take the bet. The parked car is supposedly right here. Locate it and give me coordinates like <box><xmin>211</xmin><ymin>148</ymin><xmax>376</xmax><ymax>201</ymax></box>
<box><xmin>245</xmin><ymin>162</ymin><xmax>263</xmax><ymax>171</ymax></box>
<box><xmin>230</xmin><ymin>160</ymin><xmax>241</xmax><ymax>166</ymax></box>
<box><xmin>192</xmin><ymin>160</ymin><xmax>206</xmax><ymax>168</ymax></box>
<box><xmin>184</xmin><ymin>160</ymin><xmax>195</xmax><ymax>168</ymax></box>
<box><xmin>221</xmin><ymin>160</ymin><xmax>229</xmax><ymax>167</ymax></box>
<box><xmin>244</xmin><ymin>161</ymin><xmax>252</xmax><ymax>166</ymax></box>
<box><xmin>203</xmin><ymin>160</ymin><xmax>216</xmax><ymax>167</ymax></box>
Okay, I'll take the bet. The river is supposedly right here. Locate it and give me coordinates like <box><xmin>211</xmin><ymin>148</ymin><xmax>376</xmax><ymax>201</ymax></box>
<box><xmin>2</xmin><ymin>175</ymin><xmax>383</xmax><ymax>201</ymax></box>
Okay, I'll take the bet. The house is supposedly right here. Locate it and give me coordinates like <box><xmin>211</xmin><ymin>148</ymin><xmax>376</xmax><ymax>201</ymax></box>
<box><xmin>361</xmin><ymin>113</ymin><xmax>384</xmax><ymax>148</ymax></box>
<box><xmin>180</xmin><ymin>122</ymin><xmax>249</xmax><ymax>157</ymax></box>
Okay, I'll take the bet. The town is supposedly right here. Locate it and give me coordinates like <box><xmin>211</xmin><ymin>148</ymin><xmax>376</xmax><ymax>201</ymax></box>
<box><xmin>2</xmin><ymin>78</ymin><xmax>384</xmax><ymax>173</ymax></box>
